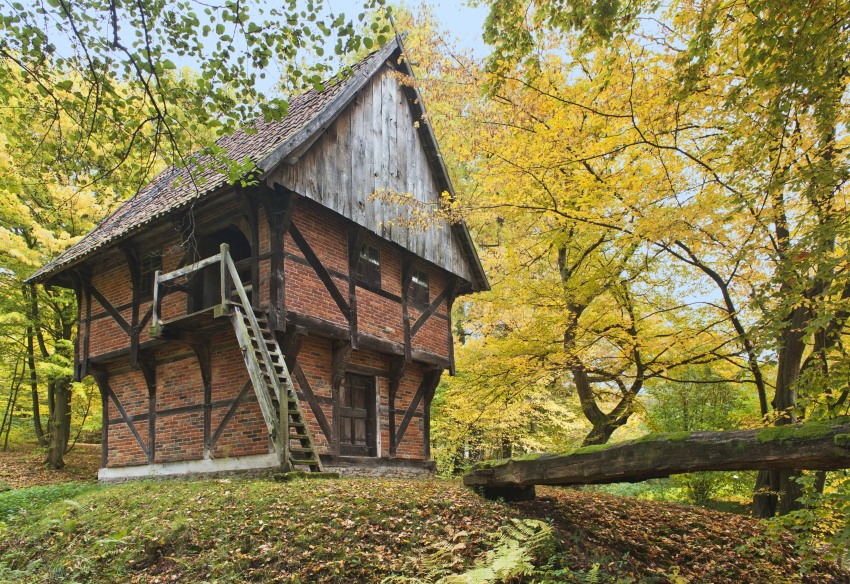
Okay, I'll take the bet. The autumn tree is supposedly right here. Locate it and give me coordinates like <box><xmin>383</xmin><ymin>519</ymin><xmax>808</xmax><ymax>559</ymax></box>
<box><xmin>470</xmin><ymin>0</ymin><xmax>850</xmax><ymax>516</ymax></box>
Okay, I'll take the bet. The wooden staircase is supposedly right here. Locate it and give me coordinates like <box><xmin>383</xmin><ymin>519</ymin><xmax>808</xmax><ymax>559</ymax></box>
<box><xmin>150</xmin><ymin>242</ymin><xmax>323</xmax><ymax>472</ymax></box>
<box><xmin>230</xmin><ymin>304</ymin><xmax>323</xmax><ymax>472</ymax></box>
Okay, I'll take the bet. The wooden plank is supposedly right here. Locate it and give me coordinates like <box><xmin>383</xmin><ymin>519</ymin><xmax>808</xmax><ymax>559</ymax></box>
<box><xmin>288</xmin><ymin>221</ymin><xmax>350</xmax><ymax>319</ymax></box>
<box><xmin>260</xmin><ymin>40</ymin><xmax>400</xmax><ymax>172</ymax></box>
<box><xmin>345</xmin><ymin>363</ymin><xmax>389</xmax><ymax>378</ymax></box>
<box><xmin>157</xmin><ymin>253</ymin><xmax>222</xmax><ymax>283</ymax></box>
<box><xmin>292</xmin><ymin>362</ymin><xmax>334</xmax><ymax>443</ymax></box>
<box><xmin>464</xmin><ymin>421</ymin><xmax>850</xmax><ymax>489</ymax></box>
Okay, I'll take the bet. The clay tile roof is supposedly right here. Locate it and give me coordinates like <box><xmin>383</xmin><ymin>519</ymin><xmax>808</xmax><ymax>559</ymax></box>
<box><xmin>28</xmin><ymin>40</ymin><xmax>399</xmax><ymax>284</ymax></box>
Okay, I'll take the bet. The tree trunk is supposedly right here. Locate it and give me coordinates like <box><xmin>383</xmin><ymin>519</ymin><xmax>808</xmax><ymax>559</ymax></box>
<box><xmin>46</xmin><ymin>379</ymin><xmax>72</xmax><ymax>469</ymax></box>
<box><xmin>26</xmin><ymin>326</ymin><xmax>46</xmax><ymax>447</ymax></box>
<box><xmin>464</xmin><ymin>420</ymin><xmax>850</xmax><ymax>490</ymax></box>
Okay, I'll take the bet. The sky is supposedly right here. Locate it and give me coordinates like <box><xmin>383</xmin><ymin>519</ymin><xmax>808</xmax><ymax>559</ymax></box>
<box><xmin>327</xmin><ymin>0</ymin><xmax>491</xmax><ymax>55</ymax></box>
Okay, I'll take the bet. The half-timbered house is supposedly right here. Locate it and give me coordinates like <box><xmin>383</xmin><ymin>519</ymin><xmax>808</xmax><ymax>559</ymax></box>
<box><xmin>27</xmin><ymin>38</ymin><xmax>488</xmax><ymax>481</ymax></box>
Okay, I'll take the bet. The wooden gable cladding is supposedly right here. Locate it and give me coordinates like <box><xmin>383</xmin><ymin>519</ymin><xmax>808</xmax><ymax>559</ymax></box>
<box><xmin>269</xmin><ymin>61</ymin><xmax>476</xmax><ymax>285</ymax></box>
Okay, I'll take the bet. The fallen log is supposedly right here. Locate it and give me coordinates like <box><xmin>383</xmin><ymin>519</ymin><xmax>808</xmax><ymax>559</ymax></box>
<box><xmin>464</xmin><ymin>419</ymin><xmax>850</xmax><ymax>495</ymax></box>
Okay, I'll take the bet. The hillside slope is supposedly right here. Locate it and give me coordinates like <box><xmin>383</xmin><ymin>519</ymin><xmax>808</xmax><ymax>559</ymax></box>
<box><xmin>0</xmin><ymin>477</ymin><xmax>846</xmax><ymax>583</ymax></box>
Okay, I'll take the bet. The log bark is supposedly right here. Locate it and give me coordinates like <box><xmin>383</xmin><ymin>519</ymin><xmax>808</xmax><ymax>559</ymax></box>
<box><xmin>464</xmin><ymin>421</ymin><xmax>850</xmax><ymax>489</ymax></box>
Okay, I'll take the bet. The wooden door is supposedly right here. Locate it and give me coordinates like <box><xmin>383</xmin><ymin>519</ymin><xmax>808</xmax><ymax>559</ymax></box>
<box><xmin>338</xmin><ymin>374</ymin><xmax>377</xmax><ymax>456</ymax></box>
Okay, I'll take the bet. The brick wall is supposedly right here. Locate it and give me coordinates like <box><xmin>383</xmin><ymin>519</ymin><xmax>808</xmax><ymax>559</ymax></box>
<box><xmin>85</xmin><ymin>193</ymin><xmax>454</xmax><ymax>471</ymax></box>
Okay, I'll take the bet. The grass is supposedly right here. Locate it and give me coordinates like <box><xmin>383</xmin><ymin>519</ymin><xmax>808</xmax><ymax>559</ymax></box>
<box><xmin>0</xmin><ymin>482</ymin><xmax>100</xmax><ymax>524</ymax></box>
<box><xmin>0</xmin><ymin>444</ymin><xmax>847</xmax><ymax>582</ymax></box>
<box><xmin>1</xmin><ymin>477</ymin><xmax>848</xmax><ymax>582</ymax></box>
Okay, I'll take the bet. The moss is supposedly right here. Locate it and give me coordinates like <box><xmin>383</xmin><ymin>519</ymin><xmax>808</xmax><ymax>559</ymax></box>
<box><xmin>634</xmin><ymin>431</ymin><xmax>692</xmax><ymax>443</ymax></box>
<box><xmin>573</xmin><ymin>443</ymin><xmax>612</xmax><ymax>456</ymax></box>
<box><xmin>834</xmin><ymin>433</ymin><xmax>850</xmax><ymax>448</ymax></box>
<box><xmin>513</xmin><ymin>452</ymin><xmax>543</xmax><ymax>462</ymax></box>
<box><xmin>756</xmin><ymin>417</ymin><xmax>848</xmax><ymax>444</ymax></box>
<box><xmin>474</xmin><ymin>458</ymin><xmax>510</xmax><ymax>470</ymax></box>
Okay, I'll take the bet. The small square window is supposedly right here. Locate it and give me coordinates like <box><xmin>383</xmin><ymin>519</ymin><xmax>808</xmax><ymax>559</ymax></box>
<box><xmin>356</xmin><ymin>245</ymin><xmax>381</xmax><ymax>288</ymax></box>
<box><xmin>139</xmin><ymin>252</ymin><xmax>162</xmax><ymax>298</ymax></box>
<box><xmin>408</xmin><ymin>267</ymin><xmax>429</xmax><ymax>306</ymax></box>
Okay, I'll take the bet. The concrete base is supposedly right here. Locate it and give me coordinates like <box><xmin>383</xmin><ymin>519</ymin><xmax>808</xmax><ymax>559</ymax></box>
<box><xmin>98</xmin><ymin>453</ymin><xmax>436</xmax><ymax>483</ymax></box>
<box><xmin>98</xmin><ymin>453</ymin><xmax>279</xmax><ymax>483</ymax></box>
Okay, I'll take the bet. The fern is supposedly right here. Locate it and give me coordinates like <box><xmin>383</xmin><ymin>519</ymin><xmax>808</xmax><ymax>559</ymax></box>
<box><xmin>383</xmin><ymin>519</ymin><xmax>556</xmax><ymax>584</ymax></box>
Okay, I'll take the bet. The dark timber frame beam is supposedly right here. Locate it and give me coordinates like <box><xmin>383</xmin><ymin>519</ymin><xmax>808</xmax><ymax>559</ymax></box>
<box><xmin>208</xmin><ymin>380</ymin><xmax>253</xmax><ymax>453</ymax></box>
<box><xmin>89</xmin><ymin>365</ymin><xmax>110</xmax><ymax>468</ymax></box>
<box><xmin>120</xmin><ymin>245</ymin><xmax>142</xmax><ymax>368</ymax></box>
<box><xmin>395</xmin><ymin>369</ymin><xmax>442</xmax><ymax>452</ymax></box>
<box><xmin>288</xmin><ymin>220</ymin><xmax>350</xmax><ymax>320</ymax></box>
<box><xmin>285</xmin><ymin>311</ymin><xmax>451</xmax><ymax>370</ymax></box>
<box><xmin>261</xmin><ymin>185</ymin><xmax>299</xmax><ymax>331</ymax></box>
<box><xmin>137</xmin><ymin>354</ymin><xmax>157</xmax><ymax>464</ymax></box>
<box><xmin>410</xmin><ymin>278</ymin><xmax>455</xmax><ymax>337</ymax></box>
<box><xmin>292</xmin><ymin>363</ymin><xmax>334</xmax><ymax>446</ymax></box>
<box><xmin>347</xmin><ymin>225</ymin><xmax>366</xmax><ymax>349</ymax></box>
<box><xmin>387</xmin><ymin>355</ymin><xmax>405</xmax><ymax>456</ymax></box>
<box><xmin>400</xmin><ymin>252</ymin><xmax>415</xmax><ymax>363</ymax></box>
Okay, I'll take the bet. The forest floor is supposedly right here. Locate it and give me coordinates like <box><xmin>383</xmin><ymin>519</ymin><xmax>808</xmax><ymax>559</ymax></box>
<box><xmin>0</xmin><ymin>445</ymin><xmax>847</xmax><ymax>583</ymax></box>
<box><xmin>0</xmin><ymin>440</ymin><xmax>100</xmax><ymax>489</ymax></box>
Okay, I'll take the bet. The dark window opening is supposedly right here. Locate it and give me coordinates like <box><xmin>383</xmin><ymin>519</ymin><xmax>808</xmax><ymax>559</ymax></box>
<box><xmin>139</xmin><ymin>252</ymin><xmax>162</xmax><ymax>299</ymax></box>
<box><xmin>407</xmin><ymin>267</ymin><xmax>429</xmax><ymax>307</ymax></box>
<box><xmin>356</xmin><ymin>245</ymin><xmax>381</xmax><ymax>288</ymax></box>
<box><xmin>189</xmin><ymin>225</ymin><xmax>252</xmax><ymax>312</ymax></box>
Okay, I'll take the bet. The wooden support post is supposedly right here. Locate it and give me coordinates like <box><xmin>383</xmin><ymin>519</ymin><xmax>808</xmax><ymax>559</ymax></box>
<box><xmin>347</xmin><ymin>226</ymin><xmax>365</xmax><ymax>349</ymax></box>
<box><xmin>387</xmin><ymin>355</ymin><xmax>405</xmax><ymax>456</ymax></box>
<box><xmin>262</xmin><ymin>185</ymin><xmax>299</xmax><ymax>332</ymax></box>
<box><xmin>137</xmin><ymin>355</ymin><xmax>157</xmax><ymax>464</ymax></box>
<box><xmin>245</xmin><ymin>193</ymin><xmax>261</xmax><ymax>308</ymax></box>
<box><xmin>120</xmin><ymin>246</ymin><xmax>142</xmax><ymax>369</ymax></box>
<box><xmin>400</xmin><ymin>253</ymin><xmax>415</xmax><ymax>363</ymax></box>
<box><xmin>151</xmin><ymin>269</ymin><xmax>162</xmax><ymax>333</ymax></box>
<box><xmin>189</xmin><ymin>342</ymin><xmax>213</xmax><ymax>458</ymax></box>
<box><xmin>89</xmin><ymin>365</ymin><xmax>109</xmax><ymax>469</ymax></box>
<box><xmin>331</xmin><ymin>340</ymin><xmax>353</xmax><ymax>456</ymax></box>
<box><xmin>446</xmin><ymin>280</ymin><xmax>457</xmax><ymax>376</ymax></box>
<box><xmin>72</xmin><ymin>271</ymin><xmax>83</xmax><ymax>382</ymax></box>
<box><xmin>82</xmin><ymin>284</ymin><xmax>91</xmax><ymax>379</ymax></box>
<box><xmin>423</xmin><ymin>368</ymin><xmax>440</xmax><ymax>458</ymax></box>
<box><xmin>220</xmin><ymin>242</ymin><xmax>230</xmax><ymax>314</ymax></box>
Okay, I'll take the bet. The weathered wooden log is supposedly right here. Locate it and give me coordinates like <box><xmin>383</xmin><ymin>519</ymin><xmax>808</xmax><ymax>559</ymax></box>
<box><xmin>464</xmin><ymin>420</ymin><xmax>850</xmax><ymax>490</ymax></box>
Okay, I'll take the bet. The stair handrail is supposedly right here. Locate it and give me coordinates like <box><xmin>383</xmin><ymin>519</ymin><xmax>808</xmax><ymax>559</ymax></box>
<box><xmin>220</xmin><ymin>243</ymin><xmax>290</xmax><ymax>467</ymax></box>
<box><xmin>151</xmin><ymin>250</ymin><xmax>225</xmax><ymax>329</ymax></box>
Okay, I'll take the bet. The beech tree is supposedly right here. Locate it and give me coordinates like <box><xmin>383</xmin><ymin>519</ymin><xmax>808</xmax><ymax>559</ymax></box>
<box><xmin>469</xmin><ymin>0</ymin><xmax>850</xmax><ymax>516</ymax></box>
